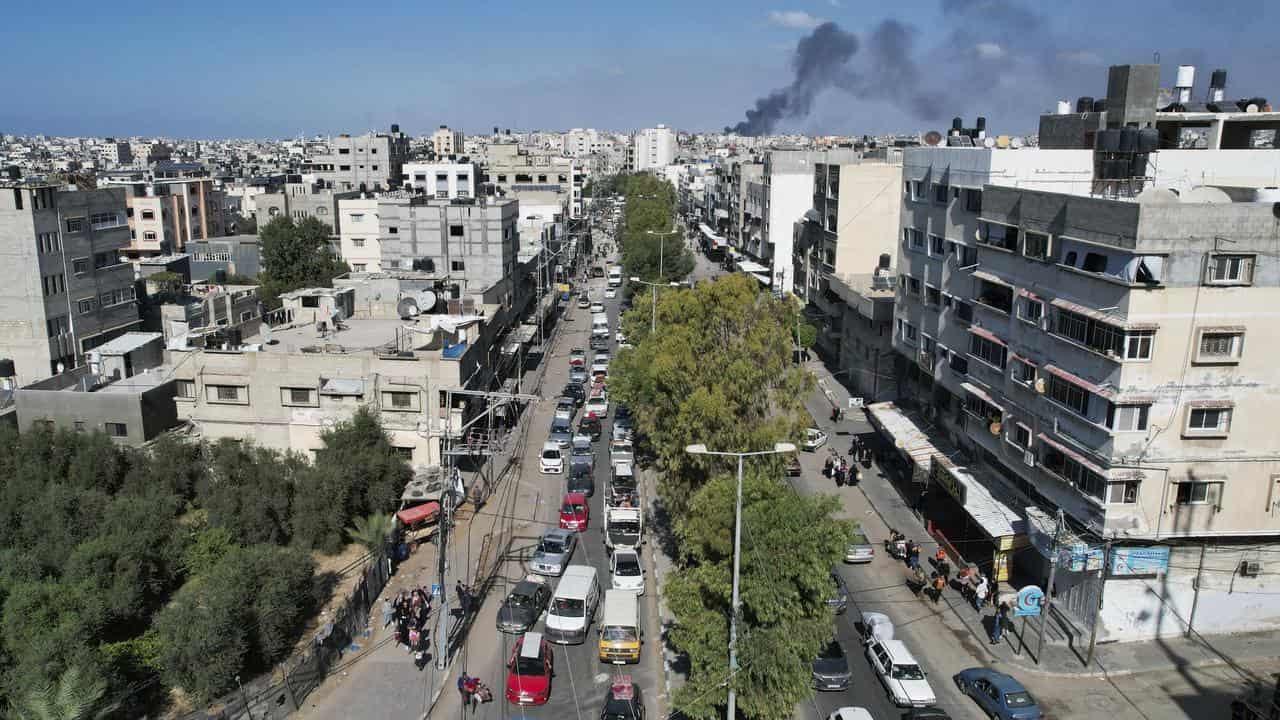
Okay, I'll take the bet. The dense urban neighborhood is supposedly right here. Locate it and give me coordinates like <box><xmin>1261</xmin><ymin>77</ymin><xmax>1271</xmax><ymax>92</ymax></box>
<box><xmin>2</xmin><ymin>7</ymin><xmax>1280</xmax><ymax>720</ymax></box>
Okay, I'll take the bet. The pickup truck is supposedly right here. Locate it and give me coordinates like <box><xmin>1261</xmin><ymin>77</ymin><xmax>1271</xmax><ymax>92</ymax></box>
<box><xmin>609</xmin><ymin>439</ymin><xmax>634</xmax><ymax>467</ymax></box>
<box><xmin>604</xmin><ymin>506</ymin><xmax>643</xmax><ymax>554</ymax></box>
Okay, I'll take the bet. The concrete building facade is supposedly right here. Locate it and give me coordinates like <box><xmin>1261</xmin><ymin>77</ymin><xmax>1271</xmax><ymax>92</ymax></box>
<box><xmin>482</xmin><ymin>142</ymin><xmax>583</xmax><ymax>218</ymax></box>
<box><xmin>401</xmin><ymin>162</ymin><xmax>477</xmax><ymax>199</ymax></box>
<box><xmin>305</xmin><ymin>127</ymin><xmax>410</xmax><ymax>192</ymax></box>
<box><xmin>337</xmin><ymin>197</ymin><xmax>382</xmax><ymax>273</ymax></box>
<box><xmin>0</xmin><ymin>184</ymin><xmax>141</xmax><ymax>385</ymax></box>
<box><xmin>377</xmin><ymin>196</ymin><xmax>519</xmax><ymax>298</ymax></box>
<box><xmin>633</xmin><ymin>125</ymin><xmax>676</xmax><ymax>171</ymax></box>
<box><xmin>432</xmin><ymin>126</ymin><xmax>464</xmax><ymax>158</ymax></box>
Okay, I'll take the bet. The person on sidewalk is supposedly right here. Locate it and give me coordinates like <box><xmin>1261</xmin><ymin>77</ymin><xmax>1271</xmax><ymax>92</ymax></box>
<box><xmin>931</xmin><ymin>573</ymin><xmax>946</xmax><ymax>604</ymax></box>
<box><xmin>974</xmin><ymin>576</ymin><xmax>989</xmax><ymax>612</ymax></box>
<box><xmin>464</xmin><ymin>676</ymin><xmax>482</xmax><ymax>714</ymax></box>
<box><xmin>991</xmin><ymin>602</ymin><xmax>1009</xmax><ymax>644</ymax></box>
<box><xmin>381</xmin><ymin>598</ymin><xmax>394</xmax><ymax>629</ymax></box>
<box><xmin>457</xmin><ymin>673</ymin><xmax>473</xmax><ymax>707</ymax></box>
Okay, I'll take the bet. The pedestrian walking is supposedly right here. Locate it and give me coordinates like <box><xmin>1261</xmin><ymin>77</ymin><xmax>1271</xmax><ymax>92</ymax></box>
<box><xmin>458</xmin><ymin>673</ymin><xmax>473</xmax><ymax>706</ymax></box>
<box><xmin>974</xmin><ymin>576</ymin><xmax>989</xmax><ymax>612</ymax></box>
<box><xmin>831</xmin><ymin>406</ymin><xmax>839</xmax><ymax>423</ymax></box>
<box><xmin>931</xmin><ymin>573</ymin><xmax>946</xmax><ymax>604</ymax></box>
<box><xmin>464</xmin><ymin>676</ymin><xmax>482</xmax><ymax>714</ymax></box>
<box><xmin>991</xmin><ymin>602</ymin><xmax>1008</xmax><ymax>644</ymax></box>
<box><xmin>381</xmin><ymin>598</ymin><xmax>394</xmax><ymax>628</ymax></box>
<box><xmin>823</xmin><ymin>456</ymin><xmax>834</xmax><ymax>478</ymax></box>
<box><xmin>835</xmin><ymin>464</ymin><xmax>845</xmax><ymax>487</ymax></box>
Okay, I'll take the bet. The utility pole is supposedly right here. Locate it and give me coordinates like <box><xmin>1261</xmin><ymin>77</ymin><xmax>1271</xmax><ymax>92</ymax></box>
<box><xmin>728</xmin><ymin>453</ymin><xmax>744</xmax><ymax>720</ymax></box>
<box><xmin>1036</xmin><ymin>509</ymin><xmax>1065</xmax><ymax>664</ymax></box>
<box><xmin>1085</xmin><ymin>536</ymin><xmax>1113</xmax><ymax>666</ymax></box>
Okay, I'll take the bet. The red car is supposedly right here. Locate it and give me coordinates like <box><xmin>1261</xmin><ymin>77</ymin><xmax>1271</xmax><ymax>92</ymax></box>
<box><xmin>506</xmin><ymin>631</ymin><xmax>553</xmax><ymax>705</ymax></box>
<box><xmin>559</xmin><ymin>492</ymin><xmax>590</xmax><ymax>531</ymax></box>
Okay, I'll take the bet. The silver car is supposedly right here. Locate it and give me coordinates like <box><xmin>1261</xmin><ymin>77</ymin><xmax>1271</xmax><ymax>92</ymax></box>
<box><xmin>530</xmin><ymin>529</ymin><xmax>577</xmax><ymax>576</ymax></box>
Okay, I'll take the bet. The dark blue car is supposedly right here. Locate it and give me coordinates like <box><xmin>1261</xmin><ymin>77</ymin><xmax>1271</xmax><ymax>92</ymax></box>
<box><xmin>953</xmin><ymin>668</ymin><xmax>1043</xmax><ymax>720</ymax></box>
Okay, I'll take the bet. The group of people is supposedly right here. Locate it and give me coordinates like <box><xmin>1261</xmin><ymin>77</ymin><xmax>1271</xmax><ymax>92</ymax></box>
<box><xmin>823</xmin><ymin>454</ymin><xmax>859</xmax><ymax>486</ymax></box>
<box><xmin>383</xmin><ymin>587</ymin><xmax>434</xmax><ymax>670</ymax></box>
<box><xmin>457</xmin><ymin>673</ymin><xmax>494</xmax><ymax>713</ymax></box>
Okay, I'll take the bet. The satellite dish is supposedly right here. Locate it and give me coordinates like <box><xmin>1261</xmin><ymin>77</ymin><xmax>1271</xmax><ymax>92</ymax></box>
<box><xmin>415</xmin><ymin>290</ymin><xmax>438</xmax><ymax>313</ymax></box>
<box><xmin>396</xmin><ymin>297</ymin><xmax>419</xmax><ymax>320</ymax></box>
<box><xmin>995</xmin><ymin>135</ymin><xmax>1011</xmax><ymax>149</ymax></box>
<box><xmin>1010</xmin><ymin>137</ymin><xmax>1025</xmax><ymax>149</ymax></box>
<box><xmin>923</xmin><ymin>131</ymin><xmax>943</xmax><ymax>147</ymax></box>
<box><xmin>982</xmin><ymin>137</ymin><xmax>997</xmax><ymax>148</ymax></box>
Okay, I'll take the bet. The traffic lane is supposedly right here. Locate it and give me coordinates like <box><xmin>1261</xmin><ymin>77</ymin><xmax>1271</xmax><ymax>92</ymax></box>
<box><xmin>787</xmin><ymin>451</ymin><xmax>985</xmax><ymax>720</ymax></box>
<box><xmin>801</xmin><ymin>602</ymin><xmax>900</xmax><ymax>720</ymax></box>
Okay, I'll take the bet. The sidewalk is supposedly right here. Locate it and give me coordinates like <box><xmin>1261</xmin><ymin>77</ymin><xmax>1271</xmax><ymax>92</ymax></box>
<box><xmin>800</xmin><ymin>355</ymin><xmax>1280</xmax><ymax>682</ymax></box>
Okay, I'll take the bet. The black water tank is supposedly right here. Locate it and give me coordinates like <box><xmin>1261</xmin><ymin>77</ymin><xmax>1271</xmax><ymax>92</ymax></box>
<box><xmin>213</xmin><ymin>268</ymin><xmax>227</xmax><ymax>283</ymax></box>
<box><xmin>976</xmin><ymin>116</ymin><xmax>987</xmax><ymax>132</ymax></box>
<box><xmin>878</xmin><ymin>253</ymin><xmax>891</xmax><ymax>270</ymax></box>
<box><xmin>1210</xmin><ymin>69</ymin><xmax>1228</xmax><ymax>90</ymax></box>
<box><xmin>1138</xmin><ymin>127</ymin><xmax>1160</xmax><ymax>153</ymax></box>
<box><xmin>1096</xmin><ymin>128</ymin><xmax>1121</xmax><ymax>152</ymax></box>
<box><xmin>0</xmin><ymin>358</ymin><xmax>14</xmax><ymax>377</ymax></box>
<box><xmin>1118</xmin><ymin>127</ymin><xmax>1139</xmax><ymax>153</ymax></box>
<box><xmin>952</xmin><ymin>117</ymin><xmax>963</xmax><ymax>132</ymax></box>
<box><xmin>1076</xmin><ymin>96</ymin><xmax>1094</xmax><ymax>113</ymax></box>
<box><xmin>1092</xmin><ymin>98</ymin><xmax>1107</xmax><ymax>113</ymax></box>
<box><xmin>1108</xmin><ymin>157</ymin><xmax>1130</xmax><ymax>179</ymax></box>
<box><xmin>1130</xmin><ymin>154</ymin><xmax>1148</xmax><ymax>177</ymax></box>
<box><xmin>391</xmin><ymin>123</ymin><xmax>400</xmax><ymax>133</ymax></box>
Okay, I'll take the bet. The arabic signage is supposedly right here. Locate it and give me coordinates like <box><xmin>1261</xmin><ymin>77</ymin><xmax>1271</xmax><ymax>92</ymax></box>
<box><xmin>1109</xmin><ymin>546</ymin><xmax>1170</xmax><ymax>576</ymax></box>
<box><xmin>930</xmin><ymin>457</ymin><xmax>967</xmax><ymax>504</ymax></box>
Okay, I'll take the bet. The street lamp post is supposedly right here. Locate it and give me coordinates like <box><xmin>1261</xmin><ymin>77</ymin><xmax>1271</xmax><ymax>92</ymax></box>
<box><xmin>646</xmin><ymin>228</ymin><xmax>678</xmax><ymax>280</ymax></box>
<box><xmin>630</xmin><ymin>276</ymin><xmax>678</xmax><ymax>333</ymax></box>
<box><xmin>685</xmin><ymin>441</ymin><xmax>798</xmax><ymax>720</ymax></box>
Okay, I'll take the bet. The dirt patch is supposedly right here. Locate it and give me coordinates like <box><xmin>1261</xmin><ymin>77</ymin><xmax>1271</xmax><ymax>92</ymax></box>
<box><xmin>288</xmin><ymin>543</ymin><xmax>376</xmax><ymax>656</ymax></box>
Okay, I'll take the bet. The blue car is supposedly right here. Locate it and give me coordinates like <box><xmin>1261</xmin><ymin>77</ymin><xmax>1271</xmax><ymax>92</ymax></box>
<box><xmin>953</xmin><ymin>668</ymin><xmax>1043</xmax><ymax>720</ymax></box>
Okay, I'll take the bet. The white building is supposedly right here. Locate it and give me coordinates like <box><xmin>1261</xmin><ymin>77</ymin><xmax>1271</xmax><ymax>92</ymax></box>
<box><xmin>401</xmin><ymin>162</ymin><xmax>477</xmax><ymax>200</ymax></box>
<box><xmin>633</xmin><ymin>125</ymin><xmax>676</xmax><ymax>171</ymax></box>
<box><xmin>336</xmin><ymin>196</ymin><xmax>382</xmax><ymax>273</ymax></box>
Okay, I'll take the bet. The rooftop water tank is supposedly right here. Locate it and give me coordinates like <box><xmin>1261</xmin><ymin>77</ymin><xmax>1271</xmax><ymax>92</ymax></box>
<box><xmin>1076</xmin><ymin>97</ymin><xmax>1094</xmax><ymax>113</ymax></box>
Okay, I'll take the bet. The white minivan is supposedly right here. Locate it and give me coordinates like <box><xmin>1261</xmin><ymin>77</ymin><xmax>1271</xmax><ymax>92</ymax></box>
<box><xmin>607</xmin><ymin>267</ymin><xmax>622</xmax><ymax>288</ymax></box>
<box><xmin>545</xmin><ymin>565</ymin><xmax>600</xmax><ymax>645</ymax></box>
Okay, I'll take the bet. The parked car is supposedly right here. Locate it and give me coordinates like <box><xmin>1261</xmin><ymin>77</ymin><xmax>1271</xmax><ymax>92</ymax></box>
<box><xmin>591</xmin><ymin>335</ymin><xmax>610</xmax><ymax>351</ymax></box>
<box><xmin>590</xmin><ymin>302</ymin><xmax>606</xmax><ymax>314</ymax></box>
<box><xmin>600</xmin><ymin>677</ymin><xmax>645</xmax><ymax>720</ymax></box>
<box><xmin>506</xmin><ymin>631</ymin><xmax>553</xmax><ymax>706</ymax></box>
<box><xmin>828</xmin><ymin>570</ymin><xmax>850</xmax><ymax>614</ymax></box>
<box><xmin>569</xmin><ymin>347</ymin><xmax>586</xmax><ymax>368</ymax></box>
<box><xmin>571</xmin><ymin>435</ymin><xmax>595</xmax><ymax>471</ymax></box>
<box><xmin>865</xmin><ymin>638</ymin><xmax>936</xmax><ymax>708</ymax></box>
<box><xmin>568</xmin><ymin>463</ymin><xmax>595</xmax><ymax>496</ymax></box>
<box><xmin>844</xmin><ymin>528</ymin><xmax>874</xmax><ymax>564</ymax></box>
<box><xmin>497</xmin><ymin>576</ymin><xmax>552</xmax><ymax>634</ymax></box>
<box><xmin>559</xmin><ymin>492</ymin><xmax>590</xmax><ymax>531</ymax></box>
<box><xmin>610</xmin><ymin>439</ymin><xmax>634</xmax><ymax>466</ymax></box>
<box><xmin>579</xmin><ymin>415</ymin><xmax>603</xmax><ymax>441</ymax></box>
<box><xmin>591</xmin><ymin>359</ymin><xmax>610</xmax><ymax>378</ymax></box>
<box><xmin>953</xmin><ymin>668</ymin><xmax>1043</xmax><ymax>720</ymax></box>
<box><xmin>570</xmin><ymin>367</ymin><xmax>590</xmax><ymax>385</ymax></box>
<box><xmin>585</xmin><ymin>396</ymin><xmax>609</xmax><ymax>419</ymax></box>
<box><xmin>562</xmin><ymin>382</ymin><xmax>586</xmax><ymax>405</ymax></box>
<box><xmin>577</xmin><ymin>296</ymin><xmax>591</xmax><ymax>309</ymax></box>
<box><xmin>826</xmin><ymin>709</ymin><xmax>874</xmax><ymax>720</ymax></box>
<box><xmin>540</xmin><ymin>442</ymin><xmax>564</xmax><ymax>474</ymax></box>
<box><xmin>531</xmin><ymin>529</ymin><xmax>577</xmax><ymax>576</ymax></box>
<box><xmin>549</xmin><ymin>419</ymin><xmax>573</xmax><ymax>448</ymax></box>
<box><xmin>803</xmin><ymin>428</ymin><xmax>829</xmax><ymax>451</ymax></box>
<box><xmin>899</xmin><ymin>709</ymin><xmax>953</xmax><ymax>720</ymax></box>
<box><xmin>812</xmin><ymin>639</ymin><xmax>852</xmax><ymax>691</ymax></box>
<box><xmin>554</xmin><ymin>397</ymin><xmax>576</xmax><ymax>422</ymax></box>
<box><xmin>605</xmin><ymin>287</ymin><xmax>617</xmax><ymax>299</ymax></box>
<box><xmin>786</xmin><ymin>453</ymin><xmax>802</xmax><ymax>477</ymax></box>
<box><xmin>610</xmin><ymin>547</ymin><xmax>645</xmax><ymax>595</ymax></box>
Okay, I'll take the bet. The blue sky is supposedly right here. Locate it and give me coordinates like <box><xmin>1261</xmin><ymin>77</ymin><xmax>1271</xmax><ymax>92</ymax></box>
<box><xmin>0</xmin><ymin>0</ymin><xmax>1275</xmax><ymax>139</ymax></box>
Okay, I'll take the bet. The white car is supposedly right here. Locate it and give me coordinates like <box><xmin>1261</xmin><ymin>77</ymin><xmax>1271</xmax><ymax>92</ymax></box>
<box><xmin>610</xmin><ymin>548</ymin><xmax>645</xmax><ymax>595</ymax></box>
<box><xmin>585</xmin><ymin>396</ymin><xmax>609</xmax><ymax>419</ymax></box>
<box><xmin>826</xmin><ymin>709</ymin><xmax>874</xmax><ymax>720</ymax></box>
<box><xmin>604</xmin><ymin>287</ymin><xmax>617</xmax><ymax>299</ymax></box>
<box><xmin>540</xmin><ymin>442</ymin><xmax>564</xmax><ymax>474</ymax></box>
<box><xmin>609</xmin><ymin>439</ymin><xmax>634</xmax><ymax>466</ymax></box>
<box><xmin>615</xmin><ymin>330</ymin><xmax>626</xmax><ymax>344</ymax></box>
<box><xmin>591</xmin><ymin>359</ymin><xmax>609</xmax><ymax>378</ymax></box>
<box><xmin>864</xmin><ymin>638</ymin><xmax>936</xmax><ymax>708</ymax></box>
<box><xmin>803</xmin><ymin>428</ymin><xmax>829</xmax><ymax>451</ymax></box>
<box><xmin>590</xmin><ymin>302</ymin><xmax>606</xmax><ymax>314</ymax></box>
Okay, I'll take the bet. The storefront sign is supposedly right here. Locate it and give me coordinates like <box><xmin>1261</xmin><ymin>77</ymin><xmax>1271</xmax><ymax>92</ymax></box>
<box><xmin>1059</xmin><ymin>543</ymin><xmax>1105</xmax><ymax>572</ymax></box>
<box><xmin>1014</xmin><ymin>585</ymin><xmax>1044</xmax><ymax>617</ymax></box>
<box><xmin>1109</xmin><ymin>546</ymin><xmax>1170</xmax><ymax>576</ymax></box>
<box><xmin>930</xmin><ymin>457</ymin><xmax>967</xmax><ymax>504</ymax></box>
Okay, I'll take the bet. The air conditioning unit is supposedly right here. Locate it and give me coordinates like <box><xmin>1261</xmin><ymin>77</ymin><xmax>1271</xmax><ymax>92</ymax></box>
<box><xmin>1023</xmin><ymin>449</ymin><xmax>1035</xmax><ymax>467</ymax></box>
<box><xmin>1240</xmin><ymin>560</ymin><xmax>1261</xmax><ymax>577</ymax></box>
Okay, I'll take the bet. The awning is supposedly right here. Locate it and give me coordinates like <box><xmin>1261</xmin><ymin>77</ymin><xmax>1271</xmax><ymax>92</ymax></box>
<box><xmin>1037</xmin><ymin>432</ymin><xmax>1108</xmax><ymax>477</ymax></box>
<box><xmin>1042</xmin><ymin>364</ymin><xmax>1116</xmax><ymax>400</ymax></box>
<box><xmin>1016</xmin><ymin>288</ymin><xmax>1042</xmax><ymax>301</ymax></box>
<box><xmin>699</xmin><ymin>222</ymin><xmax>726</xmax><ymax>248</ymax></box>
<box><xmin>736</xmin><ymin>259</ymin><xmax>770</xmax><ymax>274</ymax></box>
<box><xmin>866</xmin><ymin>402</ymin><xmax>949</xmax><ymax>475</ymax></box>
<box><xmin>750</xmin><ymin>273</ymin><xmax>771</xmax><ymax>286</ymax></box>
<box><xmin>1049</xmin><ymin>297</ymin><xmax>1123</xmax><ymax>326</ymax></box>
<box><xmin>1007</xmin><ymin>350</ymin><xmax>1038</xmax><ymax>366</ymax></box>
<box><xmin>396</xmin><ymin>501</ymin><xmax>440</xmax><ymax>526</ymax></box>
<box><xmin>320</xmin><ymin>378</ymin><xmax>365</xmax><ymax>396</ymax></box>
<box><xmin>968</xmin><ymin>325</ymin><xmax>1006</xmax><ymax>346</ymax></box>
<box><xmin>935</xmin><ymin>461</ymin><xmax>1025</xmax><ymax>539</ymax></box>
<box><xmin>960</xmin><ymin>382</ymin><xmax>1003</xmax><ymax>411</ymax></box>
<box><xmin>971</xmin><ymin>270</ymin><xmax>1012</xmax><ymax>287</ymax></box>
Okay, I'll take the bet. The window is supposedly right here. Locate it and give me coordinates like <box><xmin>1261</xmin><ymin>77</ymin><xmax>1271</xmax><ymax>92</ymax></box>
<box><xmin>976</xmin><ymin>279</ymin><xmax>1013</xmax><ymax>314</ymax></box>
<box><xmin>948</xmin><ymin>353</ymin><xmax>969</xmax><ymax>375</ymax></box>
<box><xmin>339</xmin><ymin>165</ymin><xmax>351</xmax><ymax>171</ymax></box>
<box><xmin>929</xmin><ymin>234</ymin><xmax>946</xmax><ymax>255</ymax></box>
<box><xmin>73</xmin><ymin>421</ymin><xmax>86</xmax><ymax>432</ymax></box>
<box><xmin>1053</xmin><ymin>308</ymin><xmax>1127</xmax><ymax>356</ymax></box>
<box><xmin>65</xmin><ymin>217</ymin><xmax>84</xmax><ymax>233</ymax></box>
<box><xmin>339</xmin><ymin>148</ymin><xmax>350</xmax><ymax>154</ymax></box>
<box><xmin>350</xmin><ymin>213</ymin><xmax>365</xmax><ymax>222</ymax></box>
<box><xmin>1124</xmin><ymin>330</ymin><xmax>1154</xmax><ymax>360</ymax></box>
<box><xmin>898</xmin><ymin>319</ymin><xmax>918</xmax><ymax>345</ymax></box>
<box><xmin>1081</xmin><ymin>252</ymin><xmax>1108</xmax><ymax>273</ymax></box>
<box><xmin>970</xmin><ymin>334</ymin><xmax>1007</xmax><ymax>369</ymax></box>
<box><xmin>925</xmin><ymin>285</ymin><xmax>941</xmax><ymax>308</ymax></box>
<box><xmin>99</xmin><ymin>287</ymin><xmax>136</xmax><ymax>307</ymax></box>
<box><xmin>907</xmin><ymin>276</ymin><xmax>922</xmax><ymax>295</ymax></box>
<box><xmin>176</xmin><ymin>380</ymin><xmax>196</xmax><ymax>399</ymax></box>
<box><xmin>951</xmin><ymin>242</ymin><xmax>978</xmax><ymax>267</ymax></box>
<box><xmin>282</xmin><ymin>387</ymin><xmax>316</xmax><ymax>406</ymax></box>
<box><xmin>38</xmin><ymin>232</ymin><xmax>60</xmax><ymax>252</ymax></box>
<box><xmin>451</xmin><ymin>260</ymin><xmax>465</xmax><ymax>272</ymax></box>
<box><xmin>1009</xmin><ymin>423</ymin><xmax>1032</xmax><ymax>449</ymax></box>
<box><xmin>977</xmin><ymin>222</ymin><xmax>1018</xmax><ymax>251</ymax></box>
<box><xmin>352</xmin><ymin>263</ymin><xmax>366</xmax><ymax>272</ymax></box>
<box><xmin>388</xmin><ymin>226</ymin><xmax>397</xmax><ymax>234</ymax></box>
<box><xmin>384</xmin><ymin>391</ymin><xmax>416</xmax><ymax>409</ymax></box>
<box><xmin>1011</xmin><ymin>358</ymin><xmax>1036</xmax><ymax>386</ymax></box>
<box><xmin>141</xmin><ymin>209</ymin><xmax>155</xmax><ymax>220</ymax></box>
<box><xmin>352</xmin><ymin>238</ymin><xmax>365</xmax><ymax>247</ymax></box>
<box><xmin>1018</xmin><ymin>297</ymin><xmax>1043</xmax><ymax>324</ymax></box>
<box><xmin>46</xmin><ymin>315</ymin><xmax>69</xmax><ymax>336</ymax></box>
<box><xmin>1186</xmin><ymin>406</ymin><xmax>1231</xmax><ymax>436</ymax></box>
<box><xmin>1047</xmin><ymin>374</ymin><xmax>1090</xmax><ymax>416</ymax></box>
<box><xmin>104</xmin><ymin>422</ymin><xmax>128</xmax><ymax>438</ymax></box>
<box><xmin>72</xmin><ymin>258</ymin><xmax>89</xmax><ymax>275</ymax></box>
<box><xmin>42</xmin><ymin>273</ymin><xmax>65</xmax><ymax>297</ymax></box>
<box><xmin>1196</xmin><ymin>330</ymin><xmax>1243</xmax><ymax>363</ymax></box>
<box><xmin>392</xmin><ymin>447</ymin><xmax>414</xmax><ymax>460</ymax></box>
<box><xmin>1023</xmin><ymin>231</ymin><xmax>1050</xmax><ymax>260</ymax></box>
<box><xmin>903</xmin><ymin>228</ymin><xmax>925</xmax><ymax>250</ymax></box>
<box><xmin>90</xmin><ymin>212</ymin><xmax>121</xmax><ymax>229</ymax></box>
<box><xmin>964</xmin><ymin>188</ymin><xmax>982</xmax><ymax>212</ymax></box>
<box><xmin>933</xmin><ymin>183</ymin><xmax>949</xmax><ymax>203</ymax></box>
<box><xmin>414</xmin><ymin>173</ymin><xmax>427</xmax><ymax>181</ymax></box>
<box><xmin>497</xmin><ymin>174</ymin><xmax>507</xmax><ymax>183</ymax></box>
<box><xmin>1106</xmin><ymin>481</ymin><xmax>1139</xmax><ymax>504</ymax></box>
<box><xmin>77</xmin><ymin>298</ymin><xmax>95</xmax><ymax>314</ymax></box>
<box><xmin>94</xmin><ymin>251</ymin><xmax>118</xmax><ymax>269</ymax></box>
<box><xmin>208</xmin><ymin>384</ymin><xmax>247</xmax><ymax>404</ymax></box>
<box><xmin>1109</xmin><ymin>404</ymin><xmax>1150</xmax><ymax>432</ymax></box>
<box><xmin>954</xmin><ymin>301</ymin><xmax>974</xmax><ymax>324</ymax></box>
<box><xmin>1042</xmin><ymin>447</ymin><xmax>1107</xmax><ymax>500</ymax></box>
<box><xmin>1205</xmin><ymin>254</ymin><xmax>1254</xmax><ymax>285</ymax></box>
<box><xmin>1176</xmin><ymin>480</ymin><xmax>1222</xmax><ymax>506</ymax></box>
<box><xmin>449</xmin><ymin>225</ymin><xmax>465</xmax><ymax>237</ymax></box>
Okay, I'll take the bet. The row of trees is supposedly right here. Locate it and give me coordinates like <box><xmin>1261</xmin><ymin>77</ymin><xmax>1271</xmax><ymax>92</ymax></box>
<box><xmin>609</xmin><ymin>273</ymin><xmax>853</xmax><ymax>719</ymax></box>
<box><xmin>0</xmin><ymin>407</ymin><xmax>410</xmax><ymax>717</ymax></box>
<box><xmin>616</xmin><ymin>173</ymin><xmax>694</xmax><ymax>283</ymax></box>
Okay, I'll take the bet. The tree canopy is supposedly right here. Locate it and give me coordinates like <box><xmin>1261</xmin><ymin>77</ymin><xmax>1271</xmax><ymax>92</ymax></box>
<box><xmin>257</xmin><ymin>215</ymin><xmax>348</xmax><ymax>308</ymax></box>
<box><xmin>616</xmin><ymin>173</ymin><xmax>693</xmax><ymax>283</ymax></box>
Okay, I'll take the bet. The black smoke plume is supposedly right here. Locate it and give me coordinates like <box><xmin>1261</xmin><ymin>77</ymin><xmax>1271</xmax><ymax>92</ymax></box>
<box><xmin>727</xmin><ymin>22</ymin><xmax>859</xmax><ymax>136</ymax></box>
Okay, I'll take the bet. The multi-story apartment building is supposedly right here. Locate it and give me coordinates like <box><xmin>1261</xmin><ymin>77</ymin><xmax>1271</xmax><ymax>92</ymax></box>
<box><xmin>0</xmin><ymin>184</ymin><xmax>141</xmax><ymax>385</ymax></box>
<box><xmin>794</xmin><ymin>151</ymin><xmax>904</xmax><ymax>402</ymax></box>
<box><xmin>117</xmin><ymin>178</ymin><xmax>230</xmax><ymax>257</ymax></box>
<box><xmin>336</xmin><ymin>196</ymin><xmax>382</xmax><ymax>273</ymax></box>
<box><xmin>401</xmin><ymin>161</ymin><xmax>477</xmax><ymax>199</ymax></box>
<box><xmin>882</xmin><ymin>63</ymin><xmax>1280</xmax><ymax>643</ymax></box>
<box><xmin>253</xmin><ymin>179</ymin><xmax>359</xmax><ymax>235</ymax></box>
<box><xmin>482</xmin><ymin>142</ymin><xmax>583</xmax><ymax>218</ymax></box>
<box><xmin>633</xmin><ymin>125</ymin><xmax>676</xmax><ymax>171</ymax></box>
<box><xmin>304</xmin><ymin>126</ymin><xmax>409</xmax><ymax>192</ymax></box>
<box><xmin>376</xmin><ymin>196</ymin><xmax>519</xmax><ymax>297</ymax></box>
<box><xmin>432</xmin><ymin>126</ymin><xmax>464</xmax><ymax>158</ymax></box>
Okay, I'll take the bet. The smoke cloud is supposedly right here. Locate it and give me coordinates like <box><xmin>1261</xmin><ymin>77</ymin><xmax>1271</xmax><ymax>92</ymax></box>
<box><xmin>728</xmin><ymin>0</ymin><xmax>1090</xmax><ymax>135</ymax></box>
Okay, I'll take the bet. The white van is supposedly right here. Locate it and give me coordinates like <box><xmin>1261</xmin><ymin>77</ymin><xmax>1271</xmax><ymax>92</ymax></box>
<box><xmin>597</xmin><ymin>589</ymin><xmax>641</xmax><ymax>663</ymax></box>
<box><xmin>592</xmin><ymin>314</ymin><xmax>610</xmax><ymax>337</ymax></box>
<box><xmin>545</xmin><ymin>565</ymin><xmax>600</xmax><ymax>645</ymax></box>
<box><xmin>607</xmin><ymin>267</ymin><xmax>623</xmax><ymax>288</ymax></box>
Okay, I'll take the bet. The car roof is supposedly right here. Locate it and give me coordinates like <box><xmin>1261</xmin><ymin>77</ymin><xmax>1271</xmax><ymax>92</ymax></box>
<box><xmin>519</xmin><ymin>632</ymin><xmax>543</xmax><ymax>658</ymax></box>
<box><xmin>881</xmin><ymin>640</ymin><xmax>918</xmax><ymax>662</ymax></box>
<box><xmin>542</xmin><ymin>441</ymin><xmax>561</xmax><ymax>451</ymax></box>
<box><xmin>513</xmin><ymin>579</ymin><xmax>543</xmax><ymax>595</ymax></box>
<box><xmin>564</xmin><ymin>492</ymin><xmax>587</xmax><ymax>503</ymax></box>
<box><xmin>543</xmin><ymin>528</ymin><xmax>573</xmax><ymax>541</ymax></box>
<box><xmin>985</xmin><ymin>671</ymin><xmax>1025</xmax><ymax>691</ymax></box>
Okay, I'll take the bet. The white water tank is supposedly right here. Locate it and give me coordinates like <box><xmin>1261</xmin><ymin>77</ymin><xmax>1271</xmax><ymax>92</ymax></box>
<box><xmin>1254</xmin><ymin>187</ymin><xmax>1280</xmax><ymax>203</ymax></box>
<box><xmin>1056</xmin><ymin>100</ymin><xmax>1072</xmax><ymax>115</ymax></box>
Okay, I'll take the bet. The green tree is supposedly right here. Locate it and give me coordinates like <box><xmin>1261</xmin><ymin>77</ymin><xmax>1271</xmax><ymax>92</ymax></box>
<box><xmin>667</xmin><ymin>470</ymin><xmax>852</xmax><ymax>720</ymax></box>
<box><xmin>197</xmin><ymin>440</ymin><xmax>300</xmax><ymax>546</ymax></box>
<box><xmin>257</xmin><ymin>216</ymin><xmax>348</xmax><ymax>308</ymax></box>
<box><xmin>348</xmin><ymin>513</ymin><xmax>395</xmax><ymax>557</ymax></box>
<box><xmin>12</xmin><ymin>665</ymin><xmax>118</xmax><ymax>720</ymax></box>
<box><xmin>615</xmin><ymin>173</ymin><xmax>694</xmax><ymax>283</ymax></box>
<box><xmin>146</xmin><ymin>271</ymin><xmax>184</xmax><ymax>297</ymax></box>
<box><xmin>796</xmin><ymin>321</ymin><xmax>818</xmax><ymax>350</ymax></box>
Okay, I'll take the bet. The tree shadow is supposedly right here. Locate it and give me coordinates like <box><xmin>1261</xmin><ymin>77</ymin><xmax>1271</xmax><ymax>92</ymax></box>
<box><xmin>649</xmin><ymin>496</ymin><xmax>682</xmax><ymax>562</ymax></box>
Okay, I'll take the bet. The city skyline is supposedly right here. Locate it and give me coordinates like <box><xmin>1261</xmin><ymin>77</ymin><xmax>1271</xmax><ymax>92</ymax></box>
<box><xmin>2</xmin><ymin>0</ymin><xmax>1276</xmax><ymax>139</ymax></box>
